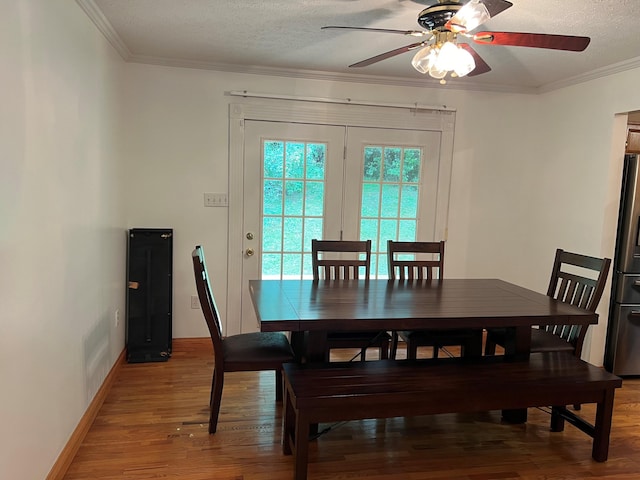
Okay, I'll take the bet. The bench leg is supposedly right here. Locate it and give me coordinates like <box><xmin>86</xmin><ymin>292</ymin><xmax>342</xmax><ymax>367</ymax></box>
<box><xmin>282</xmin><ymin>385</ymin><xmax>294</xmax><ymax>456</ymax></box>
<box><xmin>548</xmin><ymin>389</ymin><xmax>617</xmax><ymax>463</ymax></box>
<box><xmin>294</xmin><ymin>412</ymin><xmax>311</xmax><ymax>480</ymax></box>
<box><xmin>592</xmin><ymin>388</ymin><xmax>616</xmax><ymax>462</ymax></box>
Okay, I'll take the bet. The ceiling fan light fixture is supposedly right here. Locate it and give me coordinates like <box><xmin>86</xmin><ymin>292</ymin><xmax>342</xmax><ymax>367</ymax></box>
<box><xmin>411</xmin><ymin>36</ymin><xmax>475</xmax><ymax>82</ymax></box>
<box><xmin>411</xmin><ymin>45</ymin><xmax>435</xmax><ymax>74</ymax></box>
<box><xmin>452</xmin><ymin>46</ymin><xmax>476</xmax><ymax>77</ymax></box>
<box><xmin>449</xmin><ymin>0</ymin><xmax>490</xmax><ymax>33</ymax></box>
<box><xmin>435</xmin><ymin>41</ymin><xmax>459</xmax><ymax>71</ymax></box>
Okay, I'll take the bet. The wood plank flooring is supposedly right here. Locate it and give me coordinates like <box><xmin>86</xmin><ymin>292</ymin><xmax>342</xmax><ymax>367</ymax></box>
<box><xmin>63</xmin><ymin>338</ymin><xmax>640</xmax><ymax>480</ymax></box>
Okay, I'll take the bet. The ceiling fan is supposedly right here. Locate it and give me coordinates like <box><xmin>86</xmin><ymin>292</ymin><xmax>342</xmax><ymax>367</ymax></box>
<box><xmin>322</xmin><ymin>0</ymin><xmax>590</xmax><ymax>84</ymax></box>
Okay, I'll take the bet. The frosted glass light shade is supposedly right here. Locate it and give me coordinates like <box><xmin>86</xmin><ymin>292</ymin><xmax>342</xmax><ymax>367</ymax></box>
<box><xmin>453</xmin><ymin>47</ymin><xmax>476</xmax><ymax>77</ymax></box>
<box><xmin>411</xmin><ymin>46</ymin><xmax>433</xmax><ymax>74</ymax></box>
<box><xmin>428</xmin><ymin>65</ymin><xmax>448</xmax><ymax>79</ymax></box>
<box><xmin>450</xmin><ymin>0</ymin><xmax>490</xmax><ymax>33</ymax></box>
<box><xmin>436</xmin><ymin>42</ymin><xmax>459</xmax><ymax>71</ymax></box>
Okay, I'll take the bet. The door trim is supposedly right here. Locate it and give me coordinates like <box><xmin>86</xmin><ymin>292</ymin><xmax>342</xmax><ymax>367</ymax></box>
<box><xmin>227</xmin><ymin>99</ymin><xmax>456</xmax><ymax>335</ymax></box>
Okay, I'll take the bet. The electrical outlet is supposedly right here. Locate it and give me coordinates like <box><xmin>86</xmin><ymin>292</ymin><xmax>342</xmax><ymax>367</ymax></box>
<box><xmin>191</xmin><ymin>295</ymin><xmax>200</xmax><ymax>309</ymax></box>
<box><xmin>114</xmin><ymin>309</ymin><xmax>120</xmax><ymax>327</ymax></box>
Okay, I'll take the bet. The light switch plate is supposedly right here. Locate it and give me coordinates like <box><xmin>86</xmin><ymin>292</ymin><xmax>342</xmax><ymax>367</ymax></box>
<box><xmin>204</xmin><ymin>192</ymin><xmax>228</xmax><ymax>207</ymax></box>
<box><xmin>191</xmin><ymin>295</ymin><xmax>200</xmax><ymax>309</ymax></box>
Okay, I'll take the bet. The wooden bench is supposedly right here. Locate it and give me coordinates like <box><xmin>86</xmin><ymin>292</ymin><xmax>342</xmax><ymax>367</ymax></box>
<box><xmin>282</xmin><ymin>352</ymin><xmax>622</xmax><ymax>480</ymax></box>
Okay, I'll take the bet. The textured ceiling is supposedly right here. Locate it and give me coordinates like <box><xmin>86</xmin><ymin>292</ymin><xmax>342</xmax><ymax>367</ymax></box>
<box><xmin>83</xmin><ymin>0</ymin><xmax>640</xmax><ymax>93</ymax></box>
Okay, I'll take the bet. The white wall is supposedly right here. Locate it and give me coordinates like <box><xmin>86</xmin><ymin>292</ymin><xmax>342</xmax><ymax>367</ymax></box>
<box><xmin>1</xmin><ymin>1</ymin><xmax>126</xmax><ymax>479</ymax></box>
<box><xmin>121</xmin><ymin>62</ymin><xmax>640</xmax><ymax>365</ymax></box>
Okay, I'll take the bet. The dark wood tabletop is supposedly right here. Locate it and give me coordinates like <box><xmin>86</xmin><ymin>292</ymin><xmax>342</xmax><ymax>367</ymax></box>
<box><xmin>250</xmin><ymin>278</ymin><xmax>597</xmax><ymax>331</ymax></box>
<box><xmin>249</xmin><ymin>278</ymin><xmax>598</xmax><ymax>361</ymax></box>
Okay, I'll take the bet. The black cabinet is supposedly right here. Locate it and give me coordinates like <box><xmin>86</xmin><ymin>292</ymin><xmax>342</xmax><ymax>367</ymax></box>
<box><xmin>126</xmin><ymin>228</ymin><xmax>173</xmax><ymax>362</ymax></box>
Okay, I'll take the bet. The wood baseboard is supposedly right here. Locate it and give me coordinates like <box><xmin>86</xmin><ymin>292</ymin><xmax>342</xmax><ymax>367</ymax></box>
<box><xmin>46</xmin><ymin>348</ymin><xmax>126</xmax><ymax>480</ymax></box>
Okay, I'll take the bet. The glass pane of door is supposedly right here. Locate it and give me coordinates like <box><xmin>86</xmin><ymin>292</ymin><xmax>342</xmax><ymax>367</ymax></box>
<box><xmin>262</xmin><ymin>140</ymin><xmax>327</xmax><ymax>279</ymax></box>
<box><xmin>344</xmin><ymin>127</ymin><xmax>442</xmax><ymax>279</ymax></box>
<box><xmin>360</xmin><ymin>145</ymin><xmax>423</xmax><ymax>277</ymax></box>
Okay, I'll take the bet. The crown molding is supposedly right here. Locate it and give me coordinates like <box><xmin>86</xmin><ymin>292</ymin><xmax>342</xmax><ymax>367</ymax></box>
<box><xmin>539</xmin><ymin>55</ymin><xmax>640</xmax><ymax>93</ymax></box>
<box><xmin>76</xmin><ymin>0</ymin><xmax>131</xmax><ymax>60</ymax></box>
<box><xmin>128</xmin><ymin>54</ymin><xmax>536</xmax><ymax>95</ymax></box>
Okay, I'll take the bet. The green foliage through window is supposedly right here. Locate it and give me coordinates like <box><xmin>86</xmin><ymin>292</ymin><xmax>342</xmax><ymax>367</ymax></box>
<box><xmin>361</xmin><ymin>145</ymin><xmax>423</xmax><ymax>278</ymax></box>
<box><xmin>262</xmin><ymin>139</ymin><xmax>327</xmax><ymax>278</ymax></box>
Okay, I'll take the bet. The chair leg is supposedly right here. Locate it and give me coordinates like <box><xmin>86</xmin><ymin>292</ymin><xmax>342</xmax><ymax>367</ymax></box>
<box><xmin>432</xmin><ymin>345</ymin><xmax>440</xmax><ymax>359</ymax></box>
<box><xmin>406</xmin><ymin>339</ymin><xmax>418</xmax><ymax>360</ymax></box>
<box><xmin>390</xmin><ymin>331</ymin><xmax>399</xmax><ymax>360</ymax></box>
<box><xmin>209</xmin><ymin>368</ymin><xmax>224</xmax><ymax>434</ymax></box>
<box><xmin>380</xmin><ymin>340</ymin><xmax>389</xmax><ymax>360</ymax></box>
<box><xmin>275</xmin><ymin>369</ymin><xmax>283</xmax><ymax>402</ymax></box>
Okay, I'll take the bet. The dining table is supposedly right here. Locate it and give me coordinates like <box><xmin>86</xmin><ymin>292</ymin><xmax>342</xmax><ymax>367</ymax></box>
<box><xmin>250</xmin><ymin>277</ymin><xmax>599</xmax><ymax>425</ymax></box>
<box><xmin>249</xmin><ymin>277</ymin><xmax>598</xmax><ymax>362</ymax></box>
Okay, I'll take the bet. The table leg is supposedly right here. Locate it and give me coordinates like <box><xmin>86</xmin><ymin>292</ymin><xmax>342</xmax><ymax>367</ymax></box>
<box><xmin>501</xmin><ymin>326</ymin><xmax>532</xmax><ymax>423</ymax></box>
<box><xmin>299</xmin><ymin>331</ymin><xmax>327</xmax><ymax>436</ymax></box>
<box><xmin>462</xmin><ymin>330</ymin><xmax>484</xmax><ymax>357</ymax></box>
<box><xmin>507</xmin><ymin>326</ymin><xmax>532</xmax><ymax>361</ymax></box>
<box><xmin>306</xmin><ymin>331</ymin><xmax>328</xmax><ymax>363</ymax></box>
<box><xmin>290</xmin><ymin>331</ymin><xmax>328</xmax><ymax>363</ymax></box>
<box><xmin>290</xmin><ymin>332</ymin><xmax>306</xmax><ymax>363</ymax></box>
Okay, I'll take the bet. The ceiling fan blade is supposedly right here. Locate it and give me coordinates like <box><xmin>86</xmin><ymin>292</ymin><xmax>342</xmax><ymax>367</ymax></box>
<box><xmin>473</xmin><ymin>31</ymin><xmax>591</xmax><ymax>51</ymax></box>
<box><xmin>349</xmin><ymin>42</ymin><xmax>426</xmax><ymax>68</ymax></box>
<box><xmin>446</xmin><ymin>0</ymin><xmax>513</xmax><ymax>33</ymax></box>
<box><xmin>321</xmin><ymin>25</ymin><xmax>429</xmax><ymax>37</ymax></box>
<box><xmin>458</xmin><ymin>43</ymin><xmax>491</xmax><ymax>76</ymax></box>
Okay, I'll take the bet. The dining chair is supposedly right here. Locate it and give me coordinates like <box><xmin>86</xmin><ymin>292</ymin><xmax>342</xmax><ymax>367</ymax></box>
<box><xmin>387</xmin><ymin>240</ymin><xmax>483</xmax><ymax>360</ymax></box>
<box><xmin>192</xmin><ymin>245</ymin><xmax>294</xmax><ymax>433</ymax></box>
<box><xmin>484</xmin><ymin>248</ymin><xmax>611</xmax><ymax>358</ymax></box>
<box><xmin>312</xmin><ymin>239</ymin><xmax>391</xmax><ymax>361</ymax></box>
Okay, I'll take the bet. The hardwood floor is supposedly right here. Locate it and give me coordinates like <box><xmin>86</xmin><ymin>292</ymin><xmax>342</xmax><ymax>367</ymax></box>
<box><xmin>64</xmin><ymin>338</ymin><xmax>640</xmax><ymax>480</ymax></box>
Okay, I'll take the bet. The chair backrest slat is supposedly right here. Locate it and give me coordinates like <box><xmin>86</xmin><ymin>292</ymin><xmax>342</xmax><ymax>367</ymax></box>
<box><xmin>192</xmin><ymin>246</ymin><xmax>224</xmax><ymax>361</ymax></box>
<box><xmin>312</xmin><ymin>239</ymin><xmax>371</xmax><ymax>280</ymax></box>
<box><xmin>387</xmin><ymin>240</ymin><xmax>445</xmax><ymax>281</ymax></box>
<box><xmin>543</xmin><ymin>248</ymin><xmax>611</xmax><ymax>356</ymax></box>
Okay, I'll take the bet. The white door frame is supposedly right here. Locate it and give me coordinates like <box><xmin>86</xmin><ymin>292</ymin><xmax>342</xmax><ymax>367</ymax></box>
<box><xmin>227</xmin><ymin>98</ymin><xmax>456</xmax><ymax>335</ymax></box>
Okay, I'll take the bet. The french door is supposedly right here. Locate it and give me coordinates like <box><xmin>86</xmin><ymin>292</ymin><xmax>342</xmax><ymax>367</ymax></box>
<box><xmin>239</xmin><ymin>120</ymin><xmax>442</xmax><ymax>332</ymax></box>
<box><xmin>242</xmin><ymin>121</ymin><xmax>346</xmax><ymax>281</ymax></box>
<box><xmin>227</xmin><ymin>100</ymin><xmax>455</xmax><ymax>335</ymax></box>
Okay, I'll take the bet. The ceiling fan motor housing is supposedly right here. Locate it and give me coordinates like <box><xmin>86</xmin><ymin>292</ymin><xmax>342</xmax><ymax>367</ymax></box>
<box><xmin>417</xmin><ymin>0</ymin><xmax>468</xmax><ymax>31</ymax></box>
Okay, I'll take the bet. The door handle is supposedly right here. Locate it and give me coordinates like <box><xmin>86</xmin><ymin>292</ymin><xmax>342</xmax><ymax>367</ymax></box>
<box><xmin>245</xmin><ymin>248</ymin><xmax>255</xmax><ymax>257</ymax></box>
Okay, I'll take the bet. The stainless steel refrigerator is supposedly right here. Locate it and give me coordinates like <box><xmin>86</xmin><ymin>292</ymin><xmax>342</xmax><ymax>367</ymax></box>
<box><xmin>605</xmin><ymin>153</ymin><xmax>640</xmax><ymax>375</ymax></box>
